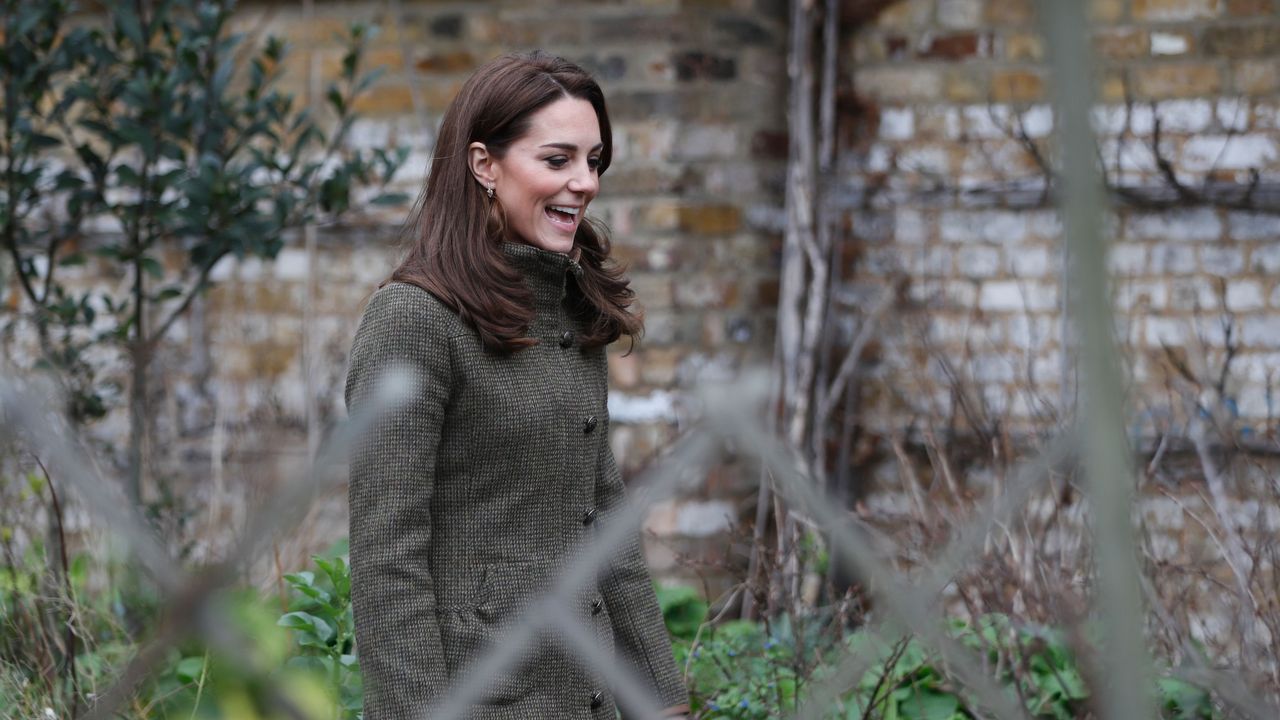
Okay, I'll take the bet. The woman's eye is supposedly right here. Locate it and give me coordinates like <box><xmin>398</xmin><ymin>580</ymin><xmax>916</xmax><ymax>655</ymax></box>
<box><xmin>546</xmin><ymin>156</ymin><xmax>569</xmax><ymax>168</ymax></box>
<box><xmin>587</xmin><ymin>157</ymin><xmax>602</xmax><ymax>171</ymax></box>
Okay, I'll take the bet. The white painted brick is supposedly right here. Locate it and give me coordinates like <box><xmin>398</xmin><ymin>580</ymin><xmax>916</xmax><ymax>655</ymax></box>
<box><xmin>1116</xmin><ymin>279</ymin><xmax>1167</xmax><ymax>310</ymax></box>
<box><xmin>880</xmin><ymin>107</ymin><xmax>915</xmax><ymax>140</ymax></box>
<box><xmin>1008</xmin><ymin>314</ymin><xmax>1054</xmax><ymax>348</ymax></box>
<box><xmin>1025</xmin><ymin>210</ymin><xmax>1063</xmax><ymax>239</ymax></box>
<box><xmin>898</xmin><ymin>145</ymin><xmax>950</xmax><ymax>174</ymax></box>
<box><xmin>1216</xmin><ymin>99</ymin><xmax>1250</xmax><ymax>132</ymax></box>
<box><xmin>921</xmin><ymin>246</ymin><xmax>954</xmax><ymax>276</ymax></box>
<box><xmin>1091</xmin><ymin>105</ymin><xmax>1128</xmax><ymax>135</ymax></box>
<box><xmin>895</xmin><ymin>208</ymin><xmax>930</xmax><ymax>244</ymax></box>
<box><xmin>1150</xmin><ymin>243</ymin><xmax>1197</xmax><ymax>274</ymax></box>
<box><xmin>964</xmin><ymin>104</ymin><xmax>1011</xmax><ymax>139</ymax></box>
<box><xmin>1242</xmin><ymin>316</ymin><xmax>1280</xmax><ymax>348</ymax></box>
<box><xmin>972</xmin><ymin>354</ymin><xmax>1015</xmax><ymax>383</ymax></box>
<box><xmin>1256</xmin><ymin>103</ymin><xmax>1280</xmax><ymax>130</ymax></box>
<box><xmin>1229</xmin><ymin>212</ymin><xmax>1278</xmax><ymax>241</ymax></box>
<box><xmin>1127</xmin><ymin>208</ymin><xmax>1222</xmax><ymax>242</ymax></box>
<box><xmin>1239</xmin><ymin>352</ymin><xmax>1280</xmax><ymax>382</ymax></box>
<box><xmin>609</xmin><ymin>390</ymin><xmax>678</xmax><ymax>423</ymax></box>
<box><xmin>866</xmin><ymin>143</ymin><xmax>893</xmax><ymax>172</ymax></box>
<box><xmin>674</xmin><ymin>124</ymin><xmax>737</xmax><ymax>159</ymax></box>
<box><xmin>1238</xmin><ymin>391</ymin><xmax>1272</xmax><ymax>421</ymax></box>
<box><xmin>1200</xmin><ymin>245</ymin><xmax>1245</xmax><ymax>275</ymax></box>
<box><xmin>941</xmin><ymin>210</ymin><xmax>1028</xmax><ymax>244</ymax></box>
<box><xmin>1021</xmin><ymin>105</ymin><xmax>1054</xmax><ymax>138</ymax></box>
<box><xmin>1168</xmin><ymin>278</ymin><xmax>1220</xmax><ymax>311</ymax></box>
<box><xmin>1251</xmin><ymin>243</ymin><xmax>1280</xmax><ymax>273</ymax></box>
<box><xmin>1145</xmin><ymin>317</ymin><xmax>1188</xmax><ymax>346</ymax></box>
<box><xmin>1271</xmin><ymin>284</ymin><xmax>1280</xmax><ymax>309</ymax></box>
<box><xmin>1150</xmin><ymin>31</ymin><xmax>1189</xmax><ymax>56</ymax></box>
<box><xmin>1099</xmin><ymin>137</ymin><xmax>1158</xmax><ymax>174</ymax></box>
<box><xmin>1129</xmin><ymin>104</ymin><xmax>1156</xmax><ymax>135</ymax></box>
<box><xmin>1108</xmin><ymin>243</ymin><xmax>1147</xmax><ymax>274</ymax></box>
<box><xmin>957</xmin><ymin>246</ymin><xmax>1001</xmax><ymax>277</ymax></box>
<box><xmin>943</xmin><ymin>107</ymin><xmax>963</xmax><ymax>139</ymax></box>
<box><xmin>1182</xmin><ymin>134</ymin><xmax>1278</xmax><ymax>172</ymax></box>
<box><xmin>1157</xmin><ymin>99</ymin><xmax>1213</xmax><ymax>132</ymax></box>
<box><xmin>1226</xmin><ymin>280</ymin><xmax>1265</xmax><ymax>311</ymax></box>
<box><xmin>979</xmin><ymin>280</ymin><xmax>1057</xmax><ymax>311</ymax></box>
<box><xmin>1009</xmin><ymin>246</ymin><xmax>1051</xmax><ymax>277</ymax></box>
<box><xmin>937</xmin><ymin>0</ymin><xmax>983</xmax><ymax>28</ymax></box>
<box><xmin>209</xmin><ymin>256</ymin><xmax>236</xmax><ymax>283</ymax></box>
<box><xmin>273</xmin><ymin>248</ymin><xmax>310</xmax><ymax>281</ymax></box>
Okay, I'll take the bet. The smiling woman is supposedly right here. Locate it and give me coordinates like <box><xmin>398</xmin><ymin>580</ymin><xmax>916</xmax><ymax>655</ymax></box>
<box><xmin>467</xmin><ymin>97</ymin><xmax>603</xmax><ymax>255</ymax></box>
<box><xmin>343</xmin><ymin>52</ymin><xmax>690</xmax><ymax>720</ymax></box>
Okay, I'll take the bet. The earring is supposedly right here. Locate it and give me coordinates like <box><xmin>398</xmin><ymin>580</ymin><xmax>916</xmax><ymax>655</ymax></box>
<box><xmin>486</xmin><ymin>185</ymin><xmax>495</xmax><ymax>199</ymax></box>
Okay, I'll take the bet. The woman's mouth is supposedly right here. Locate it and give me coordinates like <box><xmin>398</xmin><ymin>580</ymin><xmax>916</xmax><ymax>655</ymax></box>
<box><xmin>544</xmin><ymin>204</ymin><xmax>580</xmax><ymax>231</ymax></box>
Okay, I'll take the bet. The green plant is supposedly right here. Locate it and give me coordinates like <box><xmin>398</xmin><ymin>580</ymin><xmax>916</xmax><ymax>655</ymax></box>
<box><xmin>0</xmin><ymin>0</ymin><xmax>408</xmax><ymax>503</ymax></box>
<box><xmin>278</xmin><ymin>551</ymin><xmax>361</xmax><ymax>718</ymax></box>
<box><xmin>659</xmin><ymin>589</ymin><xmax>1221</xmax><ymax>720</ymax></box>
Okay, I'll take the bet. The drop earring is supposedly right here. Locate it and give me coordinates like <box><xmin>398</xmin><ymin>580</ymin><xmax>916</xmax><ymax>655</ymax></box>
<box><xmin>486</xmin><ymin>185</ymin><xmax>495</xmax><ymax>199</ymax></box>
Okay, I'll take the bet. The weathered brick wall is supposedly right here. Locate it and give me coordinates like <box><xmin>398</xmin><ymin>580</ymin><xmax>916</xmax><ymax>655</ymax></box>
<box><xmin>842</xmin><ymin>0</ymin><xmax>1280</xmax><ymax>436</ymax></box>
<box><xmin>32</xmin><ymin>0</ymin><xmax>788</xmax><ymax>576</ymax></box>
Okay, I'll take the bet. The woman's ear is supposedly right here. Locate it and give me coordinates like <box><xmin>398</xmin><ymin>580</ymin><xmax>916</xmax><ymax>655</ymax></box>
<box><xmin>468</xmin><ymin>141</ymin><xmax>496</xmax><ymax>190</ymax></box>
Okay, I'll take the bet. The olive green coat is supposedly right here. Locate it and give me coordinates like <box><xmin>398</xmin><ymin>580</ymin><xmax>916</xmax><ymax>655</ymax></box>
<box><xmin>345</xmin><ymin>242</ymin><xmax>687</xmax><ymax>719</ymax></box>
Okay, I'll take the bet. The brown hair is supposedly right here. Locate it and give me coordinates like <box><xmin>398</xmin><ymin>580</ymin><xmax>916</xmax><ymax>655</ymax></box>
<box><xmin>388</xmin><ymin>51</ymin><xmax>642</xmax><ymax>353</ymax></box>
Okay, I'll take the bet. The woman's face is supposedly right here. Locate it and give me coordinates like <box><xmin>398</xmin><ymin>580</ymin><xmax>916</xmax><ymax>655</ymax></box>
<box><xmin>478</xmin><ymin>96</ymin><xmax>603</xmax><ymax>255</ymax></box>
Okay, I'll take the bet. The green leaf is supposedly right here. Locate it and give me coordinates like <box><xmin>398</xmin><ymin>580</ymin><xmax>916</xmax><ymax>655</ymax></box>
<box><xmin>897</xmin><ymin>690</ymin><xmax>960</xmax><ymax>720</ymax></box>
<box><xmin>139</xmin><ymin>256</ymin><xmax>164</xmax><ymax>279</ymax></box>
<box><xmin>370</xmin><ymin>192</ymin><xmax>408</xmax><ymax>206</ymax></box>
<box><xmin>278</xmin><ymin>611</ymin><xmax>335</xmax><ymax>643</ymax></box>
<box><xmin>174</xmin><ymin>655</ymin><xmax>206</xmax><ymax>684</ymax></box>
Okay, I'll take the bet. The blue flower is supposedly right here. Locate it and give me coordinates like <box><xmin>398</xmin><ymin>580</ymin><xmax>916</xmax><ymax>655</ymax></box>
<box><xmin>726</xmin><ymin>649</ymin><xmax>737</xmax><ymax>657</ymax></box>
<box><xmin>739</xmin><ymin>699</ymin><xmax>750</xmax><ymax>708</ymax></box>
<box><xmin>709</xmin><ymin>702</ymin><xmax>720</xmax><ymax>711</ymax></box>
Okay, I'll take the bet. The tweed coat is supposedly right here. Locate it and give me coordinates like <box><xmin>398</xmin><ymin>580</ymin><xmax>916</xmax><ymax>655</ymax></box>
<box><xmin>345</xmin><ymin>242</ymin><xmax>688</xmax><ymax>720</ymax></box>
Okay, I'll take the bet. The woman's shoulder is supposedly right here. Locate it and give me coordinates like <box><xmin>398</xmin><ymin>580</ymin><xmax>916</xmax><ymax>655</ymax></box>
<box><xmin>357</xmin><ymin>281</ymin><xmax>468</xmax><ymax>340</ymax></box>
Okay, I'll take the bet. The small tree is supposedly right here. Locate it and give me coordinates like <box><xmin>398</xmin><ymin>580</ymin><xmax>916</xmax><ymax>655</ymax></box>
<box><xmin>0</xmin><ymin>0</ymin><xmax>408</xmax><ymax>503</ymax></box>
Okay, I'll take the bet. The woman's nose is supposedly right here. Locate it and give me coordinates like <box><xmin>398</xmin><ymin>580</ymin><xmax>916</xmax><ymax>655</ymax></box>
<box><xmin>567</xmin><ymin>162</ymin><xmax>598</xmax><ymax>195</ymax></box>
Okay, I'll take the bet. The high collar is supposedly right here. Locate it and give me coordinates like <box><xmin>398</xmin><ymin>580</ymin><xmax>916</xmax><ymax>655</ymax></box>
<box><xmin>501</xmin><ymin>242</ymin><xmax>583</xmax><ymax>321</ymax></box>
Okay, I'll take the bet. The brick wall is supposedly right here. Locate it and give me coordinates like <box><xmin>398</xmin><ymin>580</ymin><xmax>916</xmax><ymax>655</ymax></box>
<box><xmin>842</xmin><ymin>0</ymin><xmax>1280</xmax><ymax>437</ymax></box>
<box><xmin>93</xmin><ymin>0</ymin><xmax>787</xmax><ymax>576</ymax></box>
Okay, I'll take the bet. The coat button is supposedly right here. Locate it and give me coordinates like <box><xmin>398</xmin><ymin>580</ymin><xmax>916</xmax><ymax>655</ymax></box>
<box><xmin>559</xmin><ymin>330</ymin><xmax>575</xmax><ymax>348</ymax></box>
<box><xmin>582</xmin><ymin>507</ymin><xmax>597</xmax><ymax>525</ymax></box>
<box><xmin>591</xmin><ymin>598</ymin><xmax>604</xmax><ymax>615</ymax></box>
<box><xmin>583</xmin><ymin>415</ymin><xmax>598</xmax><ymax>434</ymax></box>
<box><xmin>589</xmin><ymin>690</ymin><xmax>604</xmax><ymax>709</ymax></box>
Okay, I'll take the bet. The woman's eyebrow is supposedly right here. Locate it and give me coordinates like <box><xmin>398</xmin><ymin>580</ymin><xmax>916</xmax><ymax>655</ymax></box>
<box><xmin>539</xmin><ymin>142</ymin><xmax>605</xmax><ymax>152</ymax></box>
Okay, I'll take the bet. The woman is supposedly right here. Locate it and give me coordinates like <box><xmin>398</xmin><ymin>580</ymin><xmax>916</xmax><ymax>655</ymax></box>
<box><xmin>344</xmin><ymin>52</ymin><xmax>690</xmax><ymax>720</ymax></box>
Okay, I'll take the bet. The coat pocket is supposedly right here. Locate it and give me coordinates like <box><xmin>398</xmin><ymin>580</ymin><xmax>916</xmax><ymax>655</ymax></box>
<box><xmin>437</xmin><ymin>563</ymin><xmax>542</xmax><ymax>704</ymax></box>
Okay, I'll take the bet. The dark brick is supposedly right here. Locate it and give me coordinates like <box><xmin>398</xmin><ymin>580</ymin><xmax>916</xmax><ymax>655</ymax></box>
<box><xmin>570</xmin><ymin>54</ymin><xmax>628</xmax><ymax>82</ymax></box>
<box><xmin>751</xmin><ymin>130</ymin><xmax>789</xmax><ymax>160</ymax></box>
<box><xmin>674</xmin><ymin>51</ymin><xmax>738</xmax><ymax>81</ymax></box>
<box><xmin>713</xmin><ymin>17</ymin><xmax>774</xmax><ymax>45</ymax></box>
<box><xmin>1226</xmin><ymin>0</ymin><xmax>1276</xmax><ymax>15</ymax></box>
<box><xmin>414</xmin><ymin>51</ymin><xmax>475</xmax><ymax>73</ymax></box>
<box><xmin>430</xmin><ymin>14</ymin><xmax>463</xmax><ymax>38</ymax></box>
<box><xmin>919</xmin><ymin>32</ymin><xmax>985</xmax><ymax>60</ymax></box>
<box><xmin>590</xmin><ymin>15</ymin><xmax>695</xmax><ymax>44</ymax></box>
<box><xmin>886</xmin><ymin>35</ymin><xmax>910</xmax><ymax>60</ymax></box>
<box><xmin>1202</xmin><ymin>24</ymin><xmax>1280</xmax><ymax>57</ymax></box>
<box><xmin>608</xmin><ymin>90</ymin><xmax>683</xmax><ymax>120</ymax></box>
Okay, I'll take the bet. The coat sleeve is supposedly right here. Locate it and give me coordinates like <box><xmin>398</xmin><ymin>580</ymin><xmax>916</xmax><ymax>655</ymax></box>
<box><xmin>345</xmin><ymin>284</ymin><xmax>453</xmax><ymax>720</ymax></box>
<box><xmin>594</xmin><ymin>417</ymin><xmax>690</xmax><ymax>713</ymax></box>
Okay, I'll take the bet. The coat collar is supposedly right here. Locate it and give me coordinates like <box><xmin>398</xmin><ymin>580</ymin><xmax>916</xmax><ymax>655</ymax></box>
<box><xmin>500</xmin><ymin>242</ymin><xmax>583</xmax><ymax>318</ymax></box>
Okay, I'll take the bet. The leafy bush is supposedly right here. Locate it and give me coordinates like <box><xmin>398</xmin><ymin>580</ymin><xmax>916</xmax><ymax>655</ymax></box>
<box><xmin>667</xmin><ymin>601</ymin><xmax>1219</xmax><ymax>720</ymax></box>
<box><xmin>277</xmin><ymin>547</ymin><xmax>362</xmax><ymax>718</ymax></box>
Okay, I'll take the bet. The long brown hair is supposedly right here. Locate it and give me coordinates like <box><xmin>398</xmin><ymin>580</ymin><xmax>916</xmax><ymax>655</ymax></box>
<box><xmin>389</xmin><ymin>51</ymin><xmax>642</xmax><ymax>353</ymax></box>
